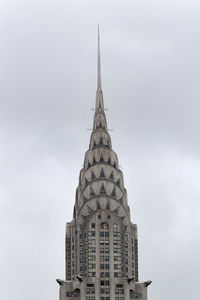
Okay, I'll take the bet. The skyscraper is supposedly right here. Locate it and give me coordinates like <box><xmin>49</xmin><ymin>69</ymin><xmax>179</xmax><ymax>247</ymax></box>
<box><xmin>57</xmin><ymin>28</ymin><xmax>151</xmax><ymax>300</ymax></box>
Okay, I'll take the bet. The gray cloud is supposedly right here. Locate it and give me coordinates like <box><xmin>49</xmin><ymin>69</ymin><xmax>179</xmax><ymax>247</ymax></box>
<box><xmin>0</xmin><ymin>0</ymin><xmax>200</xmax><ymax>299</ymax></box>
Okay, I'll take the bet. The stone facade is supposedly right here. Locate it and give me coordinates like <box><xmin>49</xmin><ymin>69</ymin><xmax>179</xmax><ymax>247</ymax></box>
<box><xmin>57</xmin><ymin>29</ymin><xmax>150</xmax><ymax>300</ymax></box>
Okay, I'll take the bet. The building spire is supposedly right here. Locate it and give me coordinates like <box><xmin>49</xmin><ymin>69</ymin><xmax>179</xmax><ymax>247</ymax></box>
<box><xmin>95</xmin><ymin>25</ymin><xmax>104</xmax><ymax>111</ymax></box>
<box><xmin>97</xmin><ymin>24</ymin><xmax>101</xmax><ymax>90</ymax></box>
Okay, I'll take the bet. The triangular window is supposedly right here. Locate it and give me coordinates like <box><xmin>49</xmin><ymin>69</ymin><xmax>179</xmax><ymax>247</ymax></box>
<box><xmin>100</xmin><ymin>184</ymin><xmax>106</xmax><ymax>195</ymax></box>
<box><xmin>111</xmin><ymin>187</ymin><xmax>116</xmax><ymax>197</ymax></box>
<box><xmin>100</xmin><ymin>168</ymin><xmax>105</xmax><ymax>178</ymax></box>
<box><xmin>93</xmin><ymin>156</ymin><xmax>97</xmax><ymax>164</ymax></box>
<box><xmin>105</xmin><ymin>141</ymin><xmax>109</xmax><ymax>148</ymax></box>
<box><xmin>90</xmin><ymin>186</ymin><xmax>95</xmax><ymax>197</ymax></box>
<box><xmin>113</xmin><ymin>206</ymin><xmax>119</xmax><ymax>213</ymax></box>
<box><xmin>106</xmin><ymin>201</ymin><xmax>110</xmax><ymax>210</ymax></box>
<box><xmin>109</xmin><ymin>172</ymin><xmax>114</xmax><ymax>180</ymax></box>
<box><xmin>119</xmin><ymin>197</ymin><xmax>123</xmax><ymax>204</ymax></box>
<box><xmin>100</xmin><ymin>154</ymin><xmax>104</xmax><ymax>162</ymax></box>
<box><xmin>99</xmin><ymin>137</ymin><xmax>103</xmax><ymax>145</ymax></box>
<box><xmin>88</xmin><ymin>161</ymin><xmax>91</xmax><ymax>168</ymax></box>
<box><xmin>116</xmin><ymin>179</ymin><xmax>120</xmax><ymax>187</ymax></box>
<box><xmin>113</xmin><ymin>162</ymin><xmax>117</xmax><ymax>169</ymax></box>
<box><xmin>97</xmin><ymin>201</ymin><xmax>101</xmax><ymax>209</ymax></box>
<box><xmin>107</xmin><ymin>157</ymin><xmax>111</xmax><ymax>165</ymax></box>
<box><xmin>91</xmin><ymin>171</ymin><xmax>96</xmax><ymax>180</ymax></box>
<box><xmin>85</xmin><ymin>178</ymin><xmax>89</xmax><ymax>185</ymax></box>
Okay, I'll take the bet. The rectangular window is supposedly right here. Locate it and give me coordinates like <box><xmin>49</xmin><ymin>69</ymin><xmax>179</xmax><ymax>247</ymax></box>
<box><xmin>114</xmin><ymin>272</ymin><xmax>118</xmax><ymax>278</ymax></box>
<box><xmin>92</xmin><ymin>223</ymin><xmax>95</xmax><ymax>228</ymax></box>
<box><xmin>115</xmin><ymin>289</ymin><xmax>119</xmax><ymax>294</ymax></box>
<box><xmin>100</xmin><ymin>272</ymin><xmax>104</xmax><ymax>277</ymax></box>
<box><xmin>100</xmin><ymin>264</ymin><xmax>104</xmax><ymax>270</ymax></box>
<box><xmin>114</xmin><ymin>264</ymin><xmax>118</xmax><ymax>269</ymax></box>
<box><xmin>92</xmin><ymin>272</ymin><xmax>96</xmax><ymax>277</ymax></box>
<box><xmin>100</xmin><ymin>248</ymin><xmax>104</xmax><ymax>253</ymax></box>
<box><xmin>105</xmin><ymin>241</ymin><xmax>109</xmax><ymax>245</ymax></box>
<box><xmin>92</xmin><ymin>264</ymin><xmax>96</xmax><ymax>269</ymax></box>
<box><xmin>107</xmin><ymin>215</ymin><xmax>111</xmax><ymax>219</ymax></box>
<box><xmin>87</xmin><ymin>284</ymin><xmax>95</xmax><ymax>287</ymax></box>
<box><xmin>105</xmin><ymin>264</ymin><xmax>109</xmax><ymax>270</ymax></box>
<box><xmin>105</xmin><ymin>248</ymin><xmax>109</xmax><ymax>253</ymax></box>
<box><xmin>105</xmin><ymin>272</ymin><xmax>109</xmax><ymax>277</ymax></box>
<box><xmin>114</xmin><ymin>240</ymin><xmax>118</xmax><ymax>245</ymax></box>
<box><xmin>125</xmin><ymin>259</ymin><xmax>128</xmax><ymax>264</ymax></box>
<box><xmin>113</xmin><ymin>232</ymin><xmax>118</xmax><ymax>237</ymax></box>
<box><xmin>105</xmin><ymin>256</ymin><xmax>109</xmax><ymax>261</ymax></box>
<box><xmin>98</xmin><ymin>215</ymin><xmax>101</xmax><ymax>219</ymax></box>
<box><xmin>100</xmin><ymin>256</ymin><xmax>104</xmax><ymax>261</ymax></box>
<box><xmin>91</xmin><ymin>247</ymin><xmax>96</xmax><ymax>253</ymax></box>
<box><xmin>92</xmin><ymin>255</ymin><xmax>96</xmax><ymax>261</ymax></box>
<box><xmin>114</xmin><ymin>256</ymin><xmax>118</xmax><ymax>261</ymax></box>
<box><xmin>91</xmin><ymin>231</ymin><xmax>95</xmax><ymax>236</ymax></box>
<box><xmin>100</xmin><ymin>288</ymin><xmax>105</xmax><ymax>294</ymax></box>
<box><xmin>105</xmin><ymin>232</ymin><xmax>109</xmax><ymax>237</ymax></box>
<box><xmin>114</xmin><ymin>248</ymin><xmax>118</xmax><ymax>253</ymax></box>
<box><xmin>125</xmin><ymin>251</ymin><xmax>128</xmax><ymax>256</ymax></box>
<box><xmin>100</xmin><ymin>240</ymin><xmax>104</xmax><ymax>245</ymax></box>
<box><xmin>124</xmin><ymin>235</ymin><xmax>128</xmax><ymax>241</ymax></box>
<box><xmin>100</xmin><ymin>232</ymin><xmax>105</xmax><ymax>237</ymax></box>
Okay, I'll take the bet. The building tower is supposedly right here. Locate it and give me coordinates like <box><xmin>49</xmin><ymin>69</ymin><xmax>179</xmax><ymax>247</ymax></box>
<box><xmin>57</xmin><ymin>28</ymin><xmax>151</xmax><ymax>300</ymax></box>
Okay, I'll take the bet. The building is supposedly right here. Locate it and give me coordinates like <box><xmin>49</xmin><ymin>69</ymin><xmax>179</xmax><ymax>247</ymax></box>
<box><xmin>57</xmin><ymin>28</ymin><xmax>151</xmax><ymax>300</ymax></box>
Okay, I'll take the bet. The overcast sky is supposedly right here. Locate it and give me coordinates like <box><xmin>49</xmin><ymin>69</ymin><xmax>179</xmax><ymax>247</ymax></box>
<box><xmin>1</xmin><ymin>0</ymin><xmax>200</xmax><ymax>299</ymax></box>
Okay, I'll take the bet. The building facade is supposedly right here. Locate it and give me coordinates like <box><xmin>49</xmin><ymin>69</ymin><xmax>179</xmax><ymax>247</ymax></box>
<box><xmin>57</xmin><ymin>30</ymin><xmax>151</xmax><ymax>300</ymax></box>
